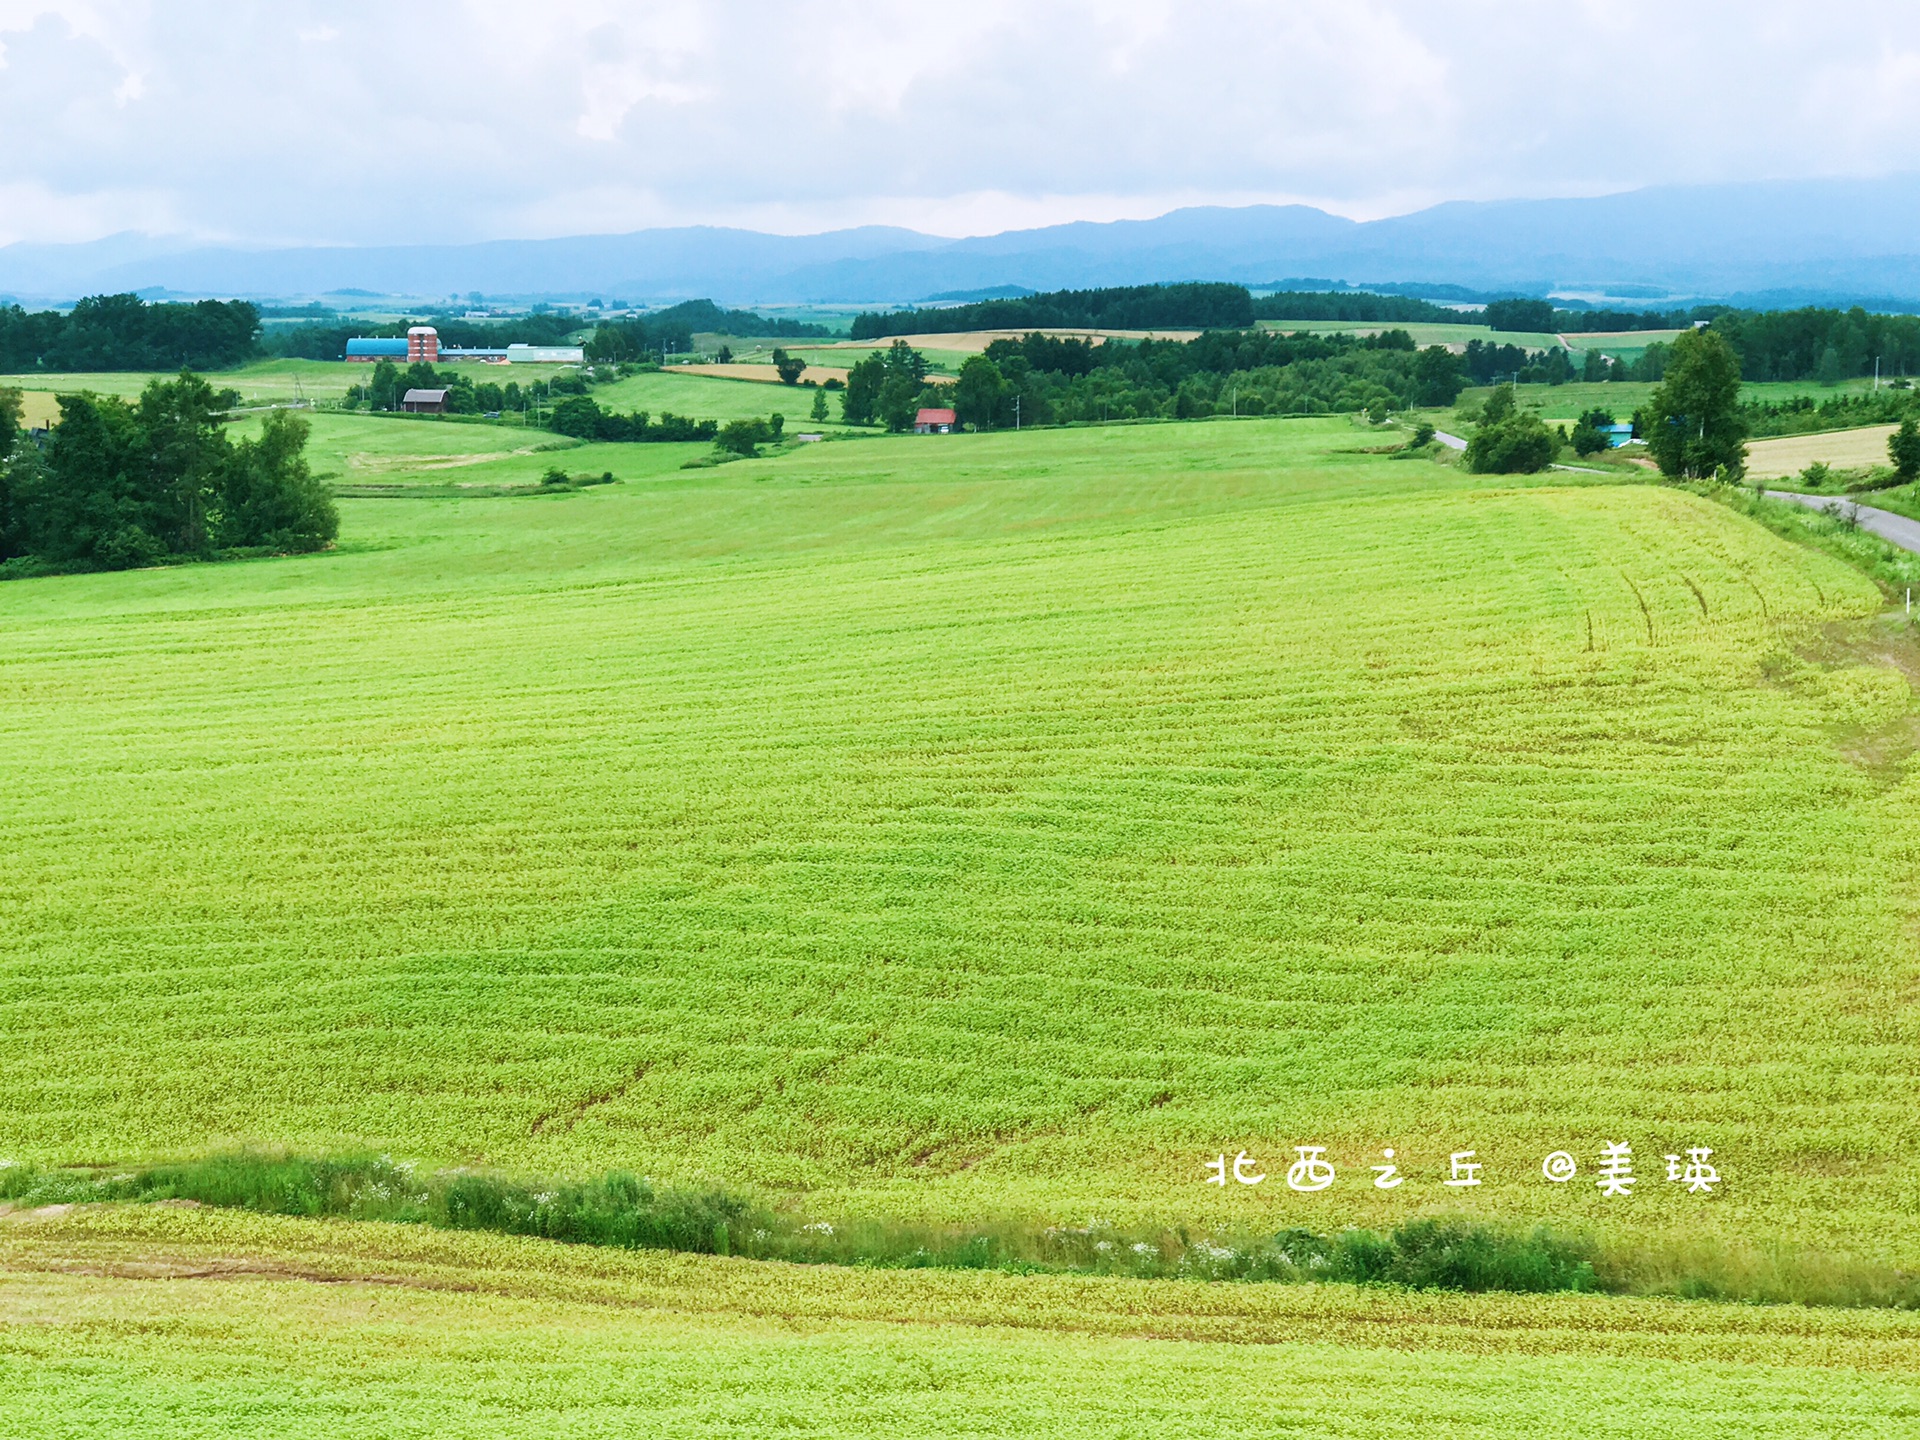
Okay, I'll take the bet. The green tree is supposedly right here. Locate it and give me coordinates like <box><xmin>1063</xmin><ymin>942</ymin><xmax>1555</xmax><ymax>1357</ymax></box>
<box><xmin>771</xmin><ymin>348</ymin><xmax>806</xmax><ymax>385</ymax></box>
<box><xmin>0</xmin><ymin>387</ymin><xmax>23</xmax><ymax>559</ymax></box>
<box><xmin>1890</xmin><ymin>417</ymin><xmax>1920</xmax><ymax>482</ymax></box>
<box><xmin>28</xmin><ymin>392</ymin><xmax>160</xmax><ymax>567</ymax></box>
<box><xmin>1816</xmin><ymin>345</ymin><xmax>1844</xmax><ymax>387</ymax></box>
<box><xmin>1570</xmin><ymin>407</ymin><xmax>1614</xmax><ymax>457</ymax></box>
<box><xmin>585</xmin><ymin>323</ymin><xmax>632</xmax><ymax>363</ymax></box>
<box><xmin>716</xmin><ymin>417</ymin><xmax>773</xmax><ymax>455</ymax></box>
<box><xmin>215</xmin><ymin>410</ymin><xmax>337</xmax><ymax>552</ymax></box>
<box><xmin>0</xmin><ymin>387</ymin><xmax>19</xmax><ymax>460</ymax></box>
<box><xmin>841</xmin><ymin>354</ymin><xmax>886</xmax><ymax>425</ymax></box>
<box><xmin>951</xmin><ymin>355</ymin><xmax>1007</xmax><ymax>430</ymax></box>
<box><xmin>809</xmin><ymin>386</ymin><xmax>829</xmax><ymax>422</ymax></box>
<box><xmin>1484</xmin><ymin>298</ymin><xmax>1557</xmax><ymax>332</ymax></box>
<box><xmin>884</xmin><ymin>339</ymin><xmax>928</xmax><ymax>384</ymax></box>
<box><xmin>1465</xmin><ymin>405</ymin><xmax>1557</xmax><ymax>474</ymax></box>
<box><xmin>1642</xmin><ymin>328</ymin><xmax>1746</xmax><ymax>478</ymax></box>
<box><xmin>368</xmin><ymin>360</ymin><xmax>401</xmax><ymax>411</ymax></box>
<box><xmin>1412</xmin><ymin>345</ymin><xmax>1467</xmax><ymax>406</ymax></box>
<box><xmin>878</xmin><ymin>374</ymin><xmax>921</xmax><ymax>433</ymax></box>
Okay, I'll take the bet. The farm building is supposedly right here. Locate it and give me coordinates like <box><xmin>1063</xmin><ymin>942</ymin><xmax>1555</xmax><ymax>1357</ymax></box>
<box><xmin>1602</xmin><ymin>423</ymin><xmax>1635</xmax><ymax>447</ymax></box>
<box><xmin>343</xmin><ymin>327</ymin><xmax>585</xmax><ymax>365</ymax></box>
<box><xmin>914</xmin><ymin>407</ymin><xmax>957</xmax><ymax>434</ymax></box>
<box><xmin>401</xmin><ymin>388</ymin><xmax>449</xmax><ymax>414</ymax></box>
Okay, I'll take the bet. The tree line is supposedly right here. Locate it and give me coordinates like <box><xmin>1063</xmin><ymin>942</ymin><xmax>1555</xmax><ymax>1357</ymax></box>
<box><xmin>0</xmin><ymin>373</ymin><xmax>336</xmax><ymax>575</ymax></box>
<box><xmin>834</xmin><ymin>328</ymin><xmax>1470</xmax><ymax>431</ymax></box>
<box><xmin>850</xmin><ymin>283</ymin><xmax>1256</xmax><ymax>340</ymax></box>
<box><xmin>1249</xmin><ymin>291</ymin><xmax>1464</xmax><ymax>323</ymax></box>
<box><xmin>546</xmin><ymin>396</ymin><xmax>723</xmax><ymax>444</ymax></box>
<box><xmin>0</xmin><ymin>295</ymin><xmax>261</xmax><ymax>372</ymax></box>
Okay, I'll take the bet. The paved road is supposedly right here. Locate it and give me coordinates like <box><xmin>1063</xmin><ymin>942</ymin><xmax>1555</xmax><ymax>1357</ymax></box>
<box><xmin>1434</xmin><ymin>430</ymin><xmax>1467</xmax><ymax>451</ymax></box>
<box><xmin>1766</xmin><ymin>490</ymin><xmax>1920</xmax><ymax>556</ymax></box>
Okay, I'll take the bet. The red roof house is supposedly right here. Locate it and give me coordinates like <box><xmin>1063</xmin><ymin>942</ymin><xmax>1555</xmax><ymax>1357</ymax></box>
<box><xmin>913</xmin><ymin>407</ymin><xmax>957</xmax><ymax>434</ymax></box>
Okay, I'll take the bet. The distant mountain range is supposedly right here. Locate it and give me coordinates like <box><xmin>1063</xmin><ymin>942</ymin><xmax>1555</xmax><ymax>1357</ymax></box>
<box><xmin>5</xmin><ymin>175</ymin><xmax>1920</xmax><ymax>309</ymax></box>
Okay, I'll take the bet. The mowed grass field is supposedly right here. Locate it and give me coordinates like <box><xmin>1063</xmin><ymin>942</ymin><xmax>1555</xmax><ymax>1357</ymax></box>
<box><xmin>3</xmin><ymin>415</ymin><xmax>1919</xmax><ymax>1271</ymax></box>
<box><xmin>590</xmin><ymin>367</ymin><xmax>861</xmax><ymax>424</ymax></box>
<box><xmin>229</xmin><ymin>410</ymin><xmax>706</xmax><ymax>494</ymax></box>
<box><xmin>4</xmin><ymin>1207</ymin><xmax>1918</xmax><ymax>1438</ymax></box>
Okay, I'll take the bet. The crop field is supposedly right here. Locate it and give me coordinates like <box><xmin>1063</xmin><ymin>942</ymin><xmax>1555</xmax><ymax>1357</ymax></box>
<box><xmin>10</xmin><ymin>411</ymin><xmax>1920</xmax><ymax>1428</ymax></box>
<box><xmin>675</xmin><ymin>360</ymin><xmax>853</xmax><ymax>386</ymax></box>
<box><xmin>3</xmin><ymin>414</ymin><xmax>1920</xmax><ymax>1273</ymax></box>
<box><xmin>1566</xmin><ymin>328</ymin><xmax>1689</xmax><ymax>357</ymax></box>
<box><xmin>1747</xmin><ymin>424</ymin><xmax>1900</xmax><ymax>479</ymax></box>
<box><xmin>4</xmin><ymin>1206</ymin><xmax>1919</xmax><ymax>1437</ymax></box>
<box><xmin>1255</xmin><ymin>319</ymin><xmax>1564</xmax><ymax>351</ymax></box>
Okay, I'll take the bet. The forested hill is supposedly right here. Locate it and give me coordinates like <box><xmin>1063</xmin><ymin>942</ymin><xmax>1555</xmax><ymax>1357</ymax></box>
<box><xmin>850</xmin><ymin>283</ymin><xmax>1255</xmax><ymax>340</ymax></box>
<box><xmin>0</xmin><ymin>294</ymin><xmax>260</xmax><ymax>371</ymax></box>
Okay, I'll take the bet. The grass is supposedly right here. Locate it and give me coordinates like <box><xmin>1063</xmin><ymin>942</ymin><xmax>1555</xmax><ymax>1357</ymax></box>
<box><xmin>3</xmin><ymin>417</ymin><xmax>1918</xmax><ymax>1272</ymax></box>
<box><xmin>12</xmin><ymin>413</ymin><xmax>1920</xmax><ymax>1426</ymax></box>
<box><xmin>0</xmin><ymin>1149</ymin><xmax>1614</xmax><ymax>1293</ymax></box>
<box><xmin>2</xmin><ymin>1207</ymin><xmax>1918</xmax><ymax>1437</ymax></box>
<box><xmin>223</xmin><ymin>408</ymin><xmax>710</xmax><ymax>493</ymax></box>
<box><xmin>0</xmin><ymin>358</ymin><xmax>580</xmax><ymax>406</ymax></box>
<box><xmin>587</xmin><ymin>367</ymin><xmax>862</xmax><ymax>426</ymax></box>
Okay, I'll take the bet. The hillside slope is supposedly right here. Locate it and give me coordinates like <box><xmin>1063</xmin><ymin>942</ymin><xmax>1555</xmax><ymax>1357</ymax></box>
<box><xmin>1</xmin><ymin>419</ymin><xmax>1915</xmax><ymax>1261</ymax></box>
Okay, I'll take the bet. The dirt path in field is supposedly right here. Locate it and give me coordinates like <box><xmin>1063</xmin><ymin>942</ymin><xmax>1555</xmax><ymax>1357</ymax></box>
<box><xmin>1766</xmin><ymin>490</ymin><xmax>1920</xmax><ymax>555</ymax></box>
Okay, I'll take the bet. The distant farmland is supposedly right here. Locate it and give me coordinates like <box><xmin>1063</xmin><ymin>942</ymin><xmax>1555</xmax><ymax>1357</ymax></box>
<box><xmin>1746</xmin><ymin>423</ymin><xmax>1900</xmax><ymax>478</ymax></box>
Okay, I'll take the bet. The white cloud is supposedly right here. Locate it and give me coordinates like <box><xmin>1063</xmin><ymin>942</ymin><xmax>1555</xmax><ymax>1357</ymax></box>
<box><xmin>0</xmin><ymin>0</ymin><xmax>1914</xmax><ymax>246</ymax></box>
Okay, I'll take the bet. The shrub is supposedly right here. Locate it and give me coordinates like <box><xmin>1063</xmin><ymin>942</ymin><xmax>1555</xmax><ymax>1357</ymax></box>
<box><xmin>1466</xmin><ymin>409</ymin><xmax>1557</xmax><ymax>474</ymax></box>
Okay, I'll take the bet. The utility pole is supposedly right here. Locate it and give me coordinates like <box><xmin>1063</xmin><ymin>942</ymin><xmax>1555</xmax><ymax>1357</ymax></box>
<box><xmin>1014</xmin><ymin>394</ymin><xmax>1020</xmax><ymax>431</ymax></box>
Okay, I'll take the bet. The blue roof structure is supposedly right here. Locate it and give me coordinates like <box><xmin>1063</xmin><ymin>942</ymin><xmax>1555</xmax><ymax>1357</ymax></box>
<box><xmin>345</xmin><ymin>338</ymin><xmax>408</xmax><ymax>358</ymax></box>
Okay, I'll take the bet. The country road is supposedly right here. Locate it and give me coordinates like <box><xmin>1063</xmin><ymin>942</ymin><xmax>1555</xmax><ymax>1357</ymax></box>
<box><xmin>1766</xmin><ymin>490</ymin><xmax>1920</xmax><ymax>556</ymax></box>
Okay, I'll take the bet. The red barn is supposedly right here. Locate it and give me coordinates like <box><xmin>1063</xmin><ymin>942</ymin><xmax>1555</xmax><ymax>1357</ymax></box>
<box><xmin>914</xmin><ymin>407</ymin><xmax>956</xmax><ymax>434</ymax></box>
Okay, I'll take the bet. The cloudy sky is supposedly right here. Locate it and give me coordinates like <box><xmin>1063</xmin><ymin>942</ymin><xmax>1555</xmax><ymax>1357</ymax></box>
<box><xmin>1</xmin><ymin>0</ymin><xmax>1916</xmax><ymax>248</ymax></box>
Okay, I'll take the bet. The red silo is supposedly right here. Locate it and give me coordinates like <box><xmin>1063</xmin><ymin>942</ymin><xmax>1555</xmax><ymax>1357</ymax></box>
<box><xmin>408</xmin><ymin>326</ymin><xmax>440</xmax><ymax>363</ymax></box>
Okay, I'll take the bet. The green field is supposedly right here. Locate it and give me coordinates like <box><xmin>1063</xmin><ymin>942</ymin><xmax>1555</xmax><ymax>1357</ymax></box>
<box><xmin>590</xmin><ymin>367</ymin><xmax>858</xmax><ymax>425</ymax></box>
<box><xmin>0</xmin><ymin>358</ymin><xmax>579</xmax><ymax>406</ymax></box>
<box><xmin>6</xmin><ymin>410</ymin><xmax>1920</xmax><ymax>1427</ymax></box>
<box><xmin>1257</xmin><ymin>319</ymin><xmax>1566</xmax><ymax>350</ymax></box>
<box><xmin>4</xmin><ymin>1207</ymin><xmax>1917</xmax><ymax>1438</ymax></box>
